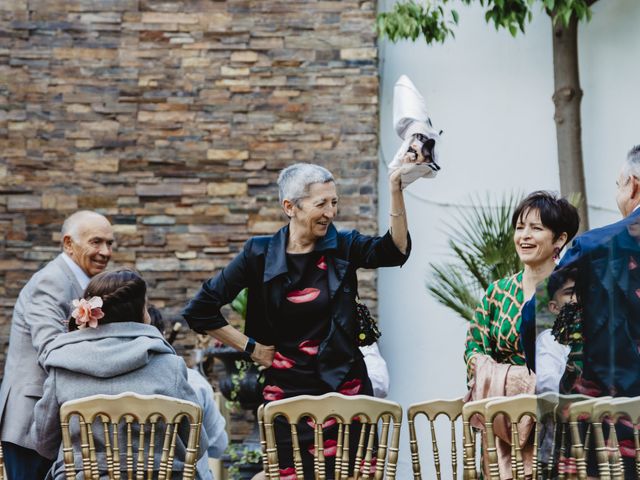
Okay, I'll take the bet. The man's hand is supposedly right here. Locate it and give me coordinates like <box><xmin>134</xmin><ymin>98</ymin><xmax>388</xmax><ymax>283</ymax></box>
<box><xmin>251</xmin><ymin>343</ymin><xmax>275</xmax><ymax>368</ymax></box>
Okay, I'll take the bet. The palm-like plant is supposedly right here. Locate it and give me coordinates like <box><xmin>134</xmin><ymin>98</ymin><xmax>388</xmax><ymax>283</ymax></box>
<box><xmin>427</xmin><ymin>194</ymin><xmax>522</xmax><ymax>321</ymax></box>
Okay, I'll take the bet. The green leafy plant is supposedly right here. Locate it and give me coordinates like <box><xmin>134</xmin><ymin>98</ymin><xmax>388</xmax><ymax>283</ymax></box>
<box><xmin>225</xmin><ymin>288</ymin><xmax>265</xmax><ymax>412</ymax></box>
<box><xmin>226</xmin><ymin>443</ymin><xmax>262</xmax><ymax>480</ymax></box>
<box><xmin>426</xmin><ymin>194</ymin><xmax>522</xmax><ymax>321</ymax></box>
<box><xmin>376</xmin><ymin>0</ymin><xmax>459</xmax><ymax>43</ymax></box>
<box><xmin>231</xmin><ymin>288</ymin><xmax>248</xmax><ymax>320</ymax></box>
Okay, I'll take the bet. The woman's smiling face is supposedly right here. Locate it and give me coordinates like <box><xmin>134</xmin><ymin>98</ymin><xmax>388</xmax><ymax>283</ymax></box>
<box><xmin>289</xmin><ymin>181</ymin><xmax>338</xmax><ymax>240</ymax></box>
<box><xmin>513</xmin><ymin>208</ymin><xmax>566</xmax><ymax>267</ymax></box>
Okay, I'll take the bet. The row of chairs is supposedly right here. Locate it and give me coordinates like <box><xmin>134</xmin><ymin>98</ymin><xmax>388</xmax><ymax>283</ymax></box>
<box><xmin>3</xmin><ymin>391</ymin><xmax>635</xmax><ymax>479</ymax></box>
<box><xmin>257</xmin><ymin>392</ymin><xmax>640</xmax><ymax>480</ymax></box>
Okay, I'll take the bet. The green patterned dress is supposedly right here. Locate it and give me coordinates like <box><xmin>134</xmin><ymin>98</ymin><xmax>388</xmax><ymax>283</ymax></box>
<box><xmin>464</xmin><ymin>271</ymin><xmax>526</xmax><ymax>380</ymax></box>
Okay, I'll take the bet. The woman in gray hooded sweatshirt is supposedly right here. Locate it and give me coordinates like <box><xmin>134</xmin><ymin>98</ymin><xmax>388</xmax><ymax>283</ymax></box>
<box><xmin>31</xmin><ymin>268</ymin><xmax>211</xmax><ymax>479</ymax></box>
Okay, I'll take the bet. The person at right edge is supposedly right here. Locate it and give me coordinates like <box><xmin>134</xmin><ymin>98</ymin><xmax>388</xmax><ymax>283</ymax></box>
<box><xmin>522</xmin><ymin>145</ymin><xmax>640</xmax><ymax>479</ymax></box>
<box><xmin>182</xmin><ymin>162</ymin><xmax>413</xmax><ymax>479</ymax></box>
<box><xmin>464</xmin><ymin>191</ymin><xmax>579</xmax><ymax>480</ymax></box>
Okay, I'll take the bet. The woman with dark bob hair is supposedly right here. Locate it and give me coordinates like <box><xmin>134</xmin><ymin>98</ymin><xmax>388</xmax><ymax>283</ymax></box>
<box><xmin>31</xmin><ymin>269</ymin><xmax>210</xmax><ymax>480</ymax></box>
<box><xmin>464</xmin><ymin>191</ymin><xmax>580</xmax><ymax>478</ymax></box>
<box><xmin>182</xmin><ymin>162</ymin><xmax>412</xmax><ymax>478</ymax></box>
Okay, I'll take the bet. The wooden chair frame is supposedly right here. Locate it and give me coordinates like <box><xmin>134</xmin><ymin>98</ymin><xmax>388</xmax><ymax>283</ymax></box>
<box><xmin>462</xmin><ymin>397</ymin><xmax>498</xmax><ymax>480</ymax></box>
<box><xmin>568</xmin><ymin>396</ymin><xmax>612</xmax><ymax>480</ymax></box>
<box><xmin>407</xmin><ymin>397</ymin><xmax>464</xmax><ymax>480</ymax></box>
<box><xmin>262</xmin><ymin>393</ymin><xmax>402</xmax><ymax>480</ymax></box>
<box><xmin>59</xmin><ymin>392</ymin><xmax>202</xmax><ymax>480</ymax></box>
<box><xmin>484</xmin><ymin>395</ymin><xmax>539</xmax><ymax>480</ymax></box>
<box><xmin>258</xmin><ymin>404</ymin><xmax>271</xmax><ymax>479</ymax></box>
<box><xmin>535</xmin><ymin>392</ymin><xmax>559</xmax><ymax>480</ymax></box>
<box><xmin>548</xmin><ymin>394</ymin><xmax>591</xmax><ymax>480</ymax></box>
<box><xmin>589</xmin><ymin>397</ymin><xmax>638</xmax><ymax>480</ymax></box>
<box><xmin>0</xmin><ymin>441</ymin><xmax>5</xmax><ymax>480</ymax></box>
<box><xmin>608</xmin><ymin>397</ymin><xmax>640</xmax><ymax>480</ymax></box>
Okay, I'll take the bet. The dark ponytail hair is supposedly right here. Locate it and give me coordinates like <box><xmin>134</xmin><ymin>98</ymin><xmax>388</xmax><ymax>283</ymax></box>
<box><xmin>69</xmin><ymin>268</ymin><xmax>147</xmax><ymax>331</ymax></box>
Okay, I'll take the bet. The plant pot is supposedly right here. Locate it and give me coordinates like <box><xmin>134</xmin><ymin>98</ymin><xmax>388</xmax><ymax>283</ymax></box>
<box><xmin>207</xmin><ymin>345</ymin><xmax>263</xmax><ymax>411</ymax></box>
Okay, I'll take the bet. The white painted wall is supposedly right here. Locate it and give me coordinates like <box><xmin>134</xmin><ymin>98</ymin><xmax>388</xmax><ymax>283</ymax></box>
<box><xmin>376</xmin><ymin>1</ymin><xmax>640</xmax><ymax>477</ymax></box>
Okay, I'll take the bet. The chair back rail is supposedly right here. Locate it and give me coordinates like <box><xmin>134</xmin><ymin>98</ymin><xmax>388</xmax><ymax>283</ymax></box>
<box><xmin>569</xmin><ymin>396</ymin><xmax>612</xmax><ymax>480</ymax></box>
<box><xmin>609</xmin><ymin>397</ymin><xmax>640</xmax><ymax>480</ymax></box>
<box><xmin>257</xmin><ymin>404</ymin><xmax>270</xmax><ymax>479</ymax></box>
<box><xmin>262</xmin><ymin>393</ymin><xmax>402</xmax><ymax>480</ymax></box>
<box><xmin>591</xmin><ymin>398</ymin><xmax>628</xmax><ymax>479</ymax></box>
<box><xmin>535</xmin><ymin>392</ymin><xmax>559</xmax><ymax>480</ymax></box>
<box><xmin>462</xmin><ymin>397</ymin><xmax>499</xmax><ymax>480</ymax></box>
<box><xmin>59</xmin><ymin>392</ymin><xmax>202</xmax><ymax>480</ymax></box>
<box><xmin>588</xmin><ymin>397</ymin><xmax>639</xmax><ymax>480</ymax></box>
<box><xmin>484</xmin><ymin>395</ymin><xmax>539</xmax><ymax>480</ymax></box>
<box><xmin>548</xmin><ymin>394</ymin><xmax>591</xmax><ymax>480</ymax></box>
<box><xmin>407</xmin><ymin>397</ymin><xmax>464</xmax><ymax>480</ymax></box>
<box><xmin>0</xmin><ymin>441</ymin><xmax>5</xmax><ymax>480</ymax></box>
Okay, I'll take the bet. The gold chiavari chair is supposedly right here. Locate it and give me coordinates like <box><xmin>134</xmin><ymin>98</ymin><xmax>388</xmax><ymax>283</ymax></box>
<box><xmin>407</xmin><ymin>397</ymin><xmax>464</xmax><ymax>480</ymax></box>
<box><xmin>262</xmin><ymin>392</ymin><xmax>402</xmax><ymax>480</ymax></box>
<box><xmin>568</xmin><ymin>396</ymin><xmax>612</xmax><ymax>480</ymax></box>
<box><xmin>59</xmin><ymin>392</ymin><xmax>202</xmax><ymax>480</ymax></box>
<box><xmin>0</xmin><ymin>440</ymin><xmax>5</xmax><ymax>480</ymax></box>
<box><xmin>257</xmin><ymin>403</ymin><xmax>271</xmax><ymax>479</ymax></box>
<box><xmin>210</xmin><ymin>391</ymin><xmax>231</xmax><ymax>480</ymax></box>
<box><xmin>462</xmin><ymin>397</ymin><xmax>499</xmax><ymax>480</ymax></box>
<box><xmin>591</xmin><ymin>397</ymin><xmax>636</xmax><ymax>480</ymax></box>
<box><xmin>607</xmin><ymin>397</ymin><xmax>640</xmax><ymax>480</ymax></box>
<box><xmin>484</xmin><ymin>395</ymin><xmax>539</xmax><ymax>480</ymax></box>
<box><xmin>547</xmin><ymin>394</ymin><xmax>591</xmax><ymax>480</ymax></box>
<box><xmin>535</xmin><ymin>392</ymin><xmax>559</xmax><ymax>480</ymax></box>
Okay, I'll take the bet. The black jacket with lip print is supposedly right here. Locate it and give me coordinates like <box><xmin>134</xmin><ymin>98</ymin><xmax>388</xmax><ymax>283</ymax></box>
<box><xmin>182</xmin><ymin>224</ymin><xmax>410</xmax><ymax>390</ymax></box>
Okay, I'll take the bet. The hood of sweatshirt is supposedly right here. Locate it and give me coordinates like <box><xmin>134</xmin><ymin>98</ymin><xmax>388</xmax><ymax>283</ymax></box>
<box><xmin>41</xmin><ymin>322</ymin><xmax>176</xmax><ymax>379</ymax></box>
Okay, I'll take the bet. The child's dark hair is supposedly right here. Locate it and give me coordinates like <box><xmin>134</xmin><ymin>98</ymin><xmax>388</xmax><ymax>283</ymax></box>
<box><xmin>511</xmin><ymin>191</ymin><xmax>580</xmax><ymax>249</ymax></box>
<box><xmin>547</xmin><ymin>266</ymin><xmax>577</xmax><ymax>300</ymax></box>
<box><xmin>69</xmin><ymin>269</ymin><xmax>147</xmax><ymax>331</ymax></box>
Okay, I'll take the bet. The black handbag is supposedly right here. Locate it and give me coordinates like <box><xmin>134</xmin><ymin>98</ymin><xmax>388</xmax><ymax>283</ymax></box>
<box><xmin>355</xmin><ymin>301</ymin><xmax>381</xmax><ymax>347</ymax></box>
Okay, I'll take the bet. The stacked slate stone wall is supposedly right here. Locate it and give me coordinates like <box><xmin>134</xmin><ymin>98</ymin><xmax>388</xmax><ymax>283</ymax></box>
<box><xmin>0</xmin><ymin>1</ymin><xmax>379</xmax><ymax>374</ymax></box>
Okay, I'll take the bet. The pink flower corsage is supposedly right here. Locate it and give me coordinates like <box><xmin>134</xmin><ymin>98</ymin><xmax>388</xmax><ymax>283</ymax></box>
<box><xmin>71</xmin><ymin>296</ymin><xmax>104</xmax><ymax>329</ymax></box>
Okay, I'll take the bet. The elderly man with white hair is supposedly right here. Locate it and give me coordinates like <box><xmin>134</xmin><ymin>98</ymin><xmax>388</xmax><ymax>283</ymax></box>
<box><xmin>0</xmin><ymin>210</ymin><xmax>114</xmax><ymax>480</ymax></box>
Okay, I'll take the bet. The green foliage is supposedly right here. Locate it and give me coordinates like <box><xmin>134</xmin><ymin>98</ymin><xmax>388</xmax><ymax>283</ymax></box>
<box><xmin>376</xmin><ymin>0</ymin><xmax>459</xmax><ymax>43</ymax></box>
<box><xmin>376</xmin><ymin>0</ymin><xmax>597</xmax><ymax>43</ymax></box>
<box><xmin>426</xmin><ymin>194</ymin><xmax>522</xmax><ymax>321</ymax></box>
<box><xmin>224</xmin><ymin>288</ymin><xmax>254</xmax><ymax>411</ymax></box>
<box><xmin>226</xmin><ymin>443</ymin><xmax>262</xmax><ymax>480</ymax></box>
<box><xmin>231</xmin><ymin>288</ymin><xmax>248</xmax><ymax>320</ymax></box>
<box><xmin>225</xmin><ymin>359</ymin><xmax>252</xmax><ymax>411</ymax></box>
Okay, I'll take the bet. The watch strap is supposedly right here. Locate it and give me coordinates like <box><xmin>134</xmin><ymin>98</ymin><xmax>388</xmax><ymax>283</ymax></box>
<box><xmin>244</xmin><ymin>337</ymin><xmax>256</xmax><ymax>355</ymax></box>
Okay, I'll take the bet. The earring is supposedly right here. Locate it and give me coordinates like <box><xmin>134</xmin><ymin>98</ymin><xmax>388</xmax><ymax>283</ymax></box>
<box><xmin>552</xmin><ymin>247</ymin><xmax>561</xmax><ymax>261</ymax></box>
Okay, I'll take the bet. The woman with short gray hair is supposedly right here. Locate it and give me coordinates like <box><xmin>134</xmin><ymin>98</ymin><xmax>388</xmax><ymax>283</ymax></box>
<box><xmin>183</xmin><ymin>160</ymin><xmax>413</xmax><ymax>478</ymax></box>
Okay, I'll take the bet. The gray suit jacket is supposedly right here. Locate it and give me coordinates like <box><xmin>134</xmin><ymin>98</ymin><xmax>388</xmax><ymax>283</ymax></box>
<box><xmin>0</xmin><ymin>253</ymin><xmax>83</xmax><ymax>449</ymax></box>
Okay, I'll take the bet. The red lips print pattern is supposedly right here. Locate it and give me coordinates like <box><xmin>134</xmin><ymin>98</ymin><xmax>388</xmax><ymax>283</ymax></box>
<box><xmin>271</xmin><ymin>351</ymin><xmax>296</xmax><ymax>370</ymax></box>
<box><xmin>286</xmin><ymin>288</ymin><xmax>320</xmax><ymax>304</ymax></box>
<box><xmin>359</xmin><ymin>456</ymin><xmax>377</xmax><ymax>475</ymax></box>
<box><xmin>263</xmin><ymin>385</ymin><xmax>285</xmax><ymax>401</ymax></box>
<box><xmin>339</xmin><ymin>378</ymin><xmax>362</xmax><ymax>396</ymax></box>
<box><xmin>619</xmin><ymin>439</ymin><xmax>636</xmax><ymax>458</ymax></box>
<box><xmin>316</xmin><ymin>256</ymin><xmax>327</xmax><ymax>270</ymax></box>
<box><xmin>306</xmin><ymin>417</ymin><xmax>337</xmax><ymax>430</ymax></box>
<box><xmin>279</xmin><ymin>467</ymin><xmax>298</xmax><ymax>480</ymax></box>
<box><xmin>298</xmin><ymin>339</ymin><xmax>320</xmax><ymax>356</ymax></box>
<box><xmin>308</xmin><ymin>439</ymin><xmax>337</xmax><ymax>457</ymax></box>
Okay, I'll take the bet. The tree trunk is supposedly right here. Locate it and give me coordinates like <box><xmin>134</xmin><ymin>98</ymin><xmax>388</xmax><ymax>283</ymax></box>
<box><xmin>551</xmin><ymin>15</ymin><xmax>589</xmax><ymax>231</ymax></box>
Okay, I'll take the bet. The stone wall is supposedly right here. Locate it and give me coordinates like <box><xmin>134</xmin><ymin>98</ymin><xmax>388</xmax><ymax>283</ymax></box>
<box><xmin>0</xmin><ymin>0</ymin><xmax>379</xmax><ymax>373</ymax></box>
